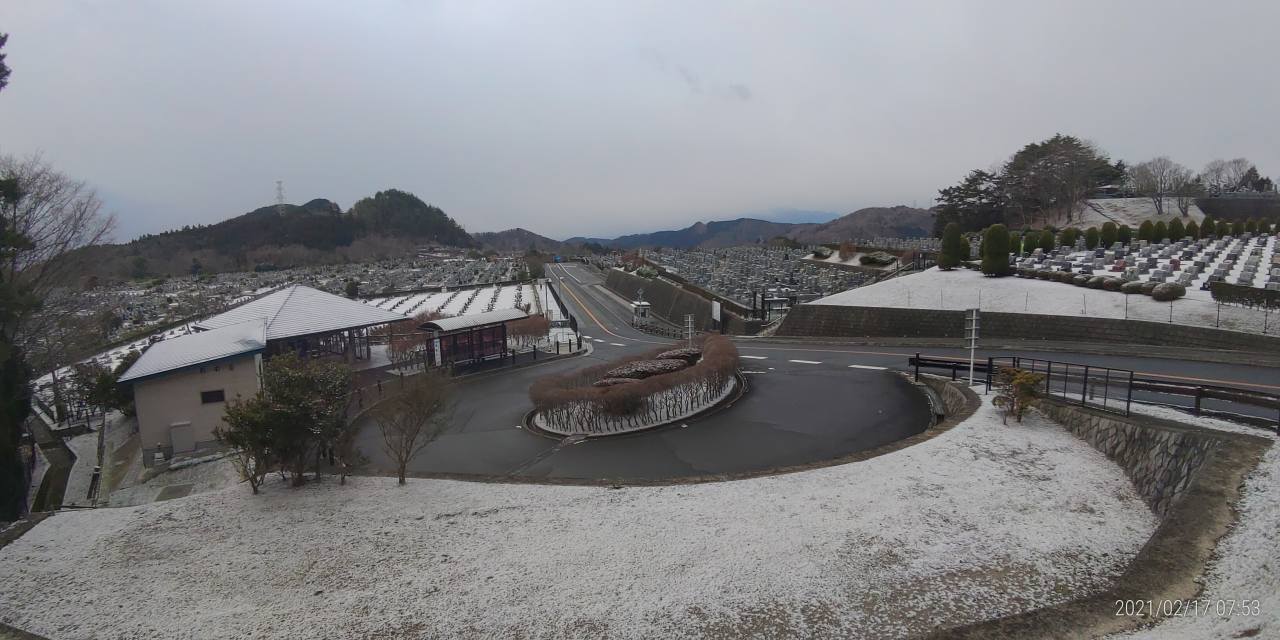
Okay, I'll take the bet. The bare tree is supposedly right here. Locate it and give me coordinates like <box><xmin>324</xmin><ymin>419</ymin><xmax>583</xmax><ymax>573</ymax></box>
<box><xmin>1201</xmin><ymin>159</ymin><xmax>1228</xmax><ymax>193</ymax></box>
<box><xmin>1127</xmin><ymin>157</ymin><xmax>1191</xmax><ymax>217</ymax></box>
<box><xmin>1175</xmin><ymin>176</ymin><xmax>1204</xmax><ymax>217</ymax></box>
<box><xmin>373</xmin><ymin>370</ymin><xmax>456</xmax><ymax>485</ymax></box>
<box><xmin>0</xmin><ymin>154</ymin><xmax>115</xmax><ymax>344</ymax></box>
<box><xmin>1223</xmin><ymin>157</ymin><xmax>1253</xmax><ymax>190</ymax></box>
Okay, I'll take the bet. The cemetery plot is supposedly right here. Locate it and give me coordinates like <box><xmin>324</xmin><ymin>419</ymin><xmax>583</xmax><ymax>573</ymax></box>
<box><xmin>641</xmin><ymin>245</ymin><xmax>876</xmax><ymax>309</ymax></box>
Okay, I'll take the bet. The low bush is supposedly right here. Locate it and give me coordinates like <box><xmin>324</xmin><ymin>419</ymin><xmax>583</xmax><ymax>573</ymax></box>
<box><xmin>1086</xmin><ymin>276</ymin><xmax>1106</xmax><ymax>289</ymax></box>
<box><xmin>1056</xmin><ymin>271</ymin><xmax>1075</xmax><ymax>284</ymax></box>
<box><xmin>1072</xmin><ymin>274</ymin><xmax>1091</xmax><ymax>286</ymax></box>
<box><xmin>1101</xmin><ymin>278</ymin><xmax>1122</xmax><ymax>292</ymax></box>
<box><xmin>1140</xmin><ymin>281</ymin><xmax>1159</xmax><ymax>295</ymax></box>
<box><xmin>1151</xmin><ymin>283</ymin><xmax>1187</xmax><ymax>302</ymax></box>
<box><xmin>1121</xmin><ymin>281</ymin><xmax>1145</xmax><ymax>295</ymax></box>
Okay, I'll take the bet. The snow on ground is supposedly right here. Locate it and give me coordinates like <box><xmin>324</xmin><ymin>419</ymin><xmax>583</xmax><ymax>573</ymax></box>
<box><xmin>60</xmin><ymin>431</ymin><xmax>100</xmax><ymax>508</ymax></box>
<box><xmin>1110</xmin><ymin>406</ymin><xmax>1277</xmax><ymax>640</ymax></box>
<box><xmin>106</xmin><ymin>456</ymin><xmax>242</xmax><ymax>508</ymax></box>
<box><xmin>1072</xmin><ymin>198</ymin><xmax>1205</xmax><ymax>229</ymax></box>
<box><xmin>0</xmin><ymin>399</ymin><xmax>1156</xmax><ymax>639</ymax></box>
<box><xmin>815</xmin><ymin>266</ymin><xmax>1271</xmax><ymax>333</ymax></box>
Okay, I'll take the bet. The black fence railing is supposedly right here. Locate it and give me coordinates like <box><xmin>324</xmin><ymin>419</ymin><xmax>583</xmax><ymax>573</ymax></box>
<box><xmin>990</xmin><ymin>356</ymin><xmax>1134</xmax><ymax>417</ymax></box>
<box><xmin>909</xmin><ymin>353</ymin><xmax>1280</xmax><ymax>429</ymax></box>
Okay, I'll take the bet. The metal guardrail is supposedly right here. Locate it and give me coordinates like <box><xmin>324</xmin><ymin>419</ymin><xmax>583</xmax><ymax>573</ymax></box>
<box><xmin>909</xmin><ymin>353</ymin><xmax>1280</xmax><ymax>429</ymax></box>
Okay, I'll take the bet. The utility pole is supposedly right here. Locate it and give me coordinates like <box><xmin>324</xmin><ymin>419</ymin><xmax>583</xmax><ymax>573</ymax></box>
<box><xmin>965</xmin><ymin>308</ymin><xmax>980</xmax><ymax>387</ymax></box>
<box><xmin>685</xmin><ymin>314</ymin><xmax>694</xmax><ymax>348</ymax></box>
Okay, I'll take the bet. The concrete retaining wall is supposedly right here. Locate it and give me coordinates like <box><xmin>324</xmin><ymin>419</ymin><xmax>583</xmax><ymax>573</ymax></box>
<box><xmin>776</xmin><ymin>304</ymin><xmax>1280</xmax><ymax>353</ymax></box>
<box><xmin>604</xmin><ymin>269</ymin><xmax>763</xmax><ymax>335</ymax></box>
<box><xmin>1035</xmin><ymin>399</ymin><xmax>1216</xmax><ymax>517</ymax></box>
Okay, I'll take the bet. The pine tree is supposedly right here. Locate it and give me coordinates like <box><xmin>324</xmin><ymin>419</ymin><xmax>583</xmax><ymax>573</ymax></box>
<box><xmin>1168</xmin><ymin>217</ymin><xmax>1185</xmax><ymax>240</ymax></box>
<box><xmin>1138</xmin><ymin>220</ymin><xmax>1154</xmax><ymax>242</ymax></box>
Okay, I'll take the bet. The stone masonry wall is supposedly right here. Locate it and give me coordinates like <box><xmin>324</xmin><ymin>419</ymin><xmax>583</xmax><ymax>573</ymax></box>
<box><xmin>1034</xmin><ymin>399</ymin><xmax>1218</xmax><ymax>517</ymax></box>
<box><xmin>604</xmin><ymin>269</ymin><xmax>763</xmax><ymax>334</ymax></box>
<box><xmin>918</xmin><ymin>375</ymin><xmax>969</xmax><ymax>417</ymax></box>
<box><xmin>776</xmin><ymin>304</ymin><xmax>1280</xmax><ymax>353</ymax></box>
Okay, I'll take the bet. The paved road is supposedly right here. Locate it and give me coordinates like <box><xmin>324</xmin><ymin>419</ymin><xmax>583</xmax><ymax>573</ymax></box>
<box><xmin>353</xmin><ymin>262</ymin><xmax>1280</xmax><ymax>483</ymax></box>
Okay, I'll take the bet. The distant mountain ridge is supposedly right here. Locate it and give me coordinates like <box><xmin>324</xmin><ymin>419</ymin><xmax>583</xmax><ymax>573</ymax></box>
<box><xmin>564</xmin><ymin>206</ymin><xmax>933</xmax><ymax>249</ymax></box>
<box><xmin>72</xmin><ymin>189</ymin><xmax>474</xmax><ymax>280</ymax></box>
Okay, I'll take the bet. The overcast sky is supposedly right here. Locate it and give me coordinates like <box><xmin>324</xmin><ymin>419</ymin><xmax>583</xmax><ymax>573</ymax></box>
<box><xmin>1</xmin><ymin>1</ymin><xmax>1278</xmax><ymax>242</ymax></box>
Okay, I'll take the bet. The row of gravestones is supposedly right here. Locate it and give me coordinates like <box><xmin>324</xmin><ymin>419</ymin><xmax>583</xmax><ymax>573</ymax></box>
<box><xmin>643</xmin><ymin>246</ymin><xmax>868</xmax><ymax>306</ymax></box>
<box><xmin>1014</xmin><ymin>233</ymin><xmax>1279</xmax><ymax>291</ymax></box>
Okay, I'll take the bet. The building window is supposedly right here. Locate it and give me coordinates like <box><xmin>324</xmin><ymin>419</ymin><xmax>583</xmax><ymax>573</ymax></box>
<box><xmin>200</xmin><ymin>389</ymin><xmax>226</xmax><ymax>404</ymax></box>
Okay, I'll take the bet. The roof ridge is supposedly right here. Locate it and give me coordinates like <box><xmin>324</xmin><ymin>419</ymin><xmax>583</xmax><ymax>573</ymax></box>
<box><xmin>265</xmin><ymin>284</ymin><xmax>299</xmax><ymax>332</ymax></box>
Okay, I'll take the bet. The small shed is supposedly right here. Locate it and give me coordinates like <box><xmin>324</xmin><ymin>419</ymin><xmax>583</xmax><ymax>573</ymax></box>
<box><xmin>420</xmin><ymin>308</ymin><xmax>529</xmax><ymax>366</ymax></box>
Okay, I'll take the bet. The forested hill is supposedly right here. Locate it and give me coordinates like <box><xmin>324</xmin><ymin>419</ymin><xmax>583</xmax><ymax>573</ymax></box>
<box><xmin>564</xmin><ymin>207</ymin><xmax>934</xmax><ymax>249</ymax></box>
<box><xmin>73</xmin><ymin>189</ymin><xmax>473</xmax><ymax>280</ymax></box>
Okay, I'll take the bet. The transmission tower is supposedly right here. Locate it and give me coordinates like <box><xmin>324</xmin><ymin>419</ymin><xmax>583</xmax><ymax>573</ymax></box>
<box><xmin>275</xmin><ymin>180</ymin><xmax>286</xmax><ymax>215</ymax></box>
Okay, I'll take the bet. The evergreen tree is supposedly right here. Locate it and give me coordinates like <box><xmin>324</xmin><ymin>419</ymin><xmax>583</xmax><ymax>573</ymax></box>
<box><xmin>1168</xmin><ymin>218</ymin><xmax>1185</xmax><ymax>240</ymax></box>
<box><xmin>1009</xmin><ymin>232</ymin><xmax>1022</xmax><ymax>257</ymax></box>
<box><xmin>1085</xmin><ymin>227</ymin><xmax>1100</xmax><ymax>249</ymax></box>
<box><xmin>1113</xmin><ymin>223</ymin><xmax>1129</xmax><ymax>245</ymax></box>
<box><xmin>1200</xmin><ymin>216</ymin><xmax>1216</xmax><ymax>239</ymax></box>
<box><xmin>1245</xmin><ymin>218</ymin><xmax>1257</xmax><ymax>234</ymax></box>
<box><xmin>1037</xmin><ymin>229</ymin><xmax>1055</xmax><ymax>252</ymax></box>
<box><xmin>982</xmin><ymin>225</ymin><xmax>1012</xmax><ymax>276</ymax></box>
<box><xmin>1138</xmin><ymin>220</ymin><xmax>1154</xmax><ymax>242</ymax></box>
<box><xmin>1217</xmin><ymin>220</ymin><xmax>1230</xmax><ymax>236</ymax></box>
<box><xmin>1185</xmin><ymin>220</ymin><xmax>1199</xmax><ymax>240</ymax></box>
<box><xmin>1231</xmin><ymin>220</ymin><xmax>1244</xmax><ymax>236</ymax></box>
<box><xmin>936</xmin><ymin>224</ymin><xmax>962</xmax><ymax>268</ymax></box>
<box><xmin>1101</xmin><ymin>222</ymin><xmax>1118</xmax><ymax>246</ymax></box>
<box><xmin>1060</xmin><ymin>227</ymin><xmax>1079</xmax><ymax>247</ymax></box>
<box><xmin>1153</xmin><ymin>220</ymin><xmax>1167</xmax><ymax>242</ymax></box>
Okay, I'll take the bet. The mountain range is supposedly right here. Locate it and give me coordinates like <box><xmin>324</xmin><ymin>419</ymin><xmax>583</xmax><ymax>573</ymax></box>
<box><xmin>562</xmin><ymin>206</ymin><xmax>934</xmax><ymax>250</ymax></box>
<box><xmin>76</xmin><ymin>192</ymin><xmax>932</xmax><ymax>280</ymax></box>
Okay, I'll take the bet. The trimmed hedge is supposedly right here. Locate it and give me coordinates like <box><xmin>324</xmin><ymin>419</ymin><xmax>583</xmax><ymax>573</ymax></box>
<box><xmin>1210</xmin><ymin>281</ymin><xmax>1280</xmax><ymax>309</ymax></box>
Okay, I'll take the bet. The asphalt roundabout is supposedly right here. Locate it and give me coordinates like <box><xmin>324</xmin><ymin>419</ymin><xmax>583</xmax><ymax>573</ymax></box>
<box><xmin>350</xmin><ymin>352</ymin><xmax>934</xmax><ymax>484</ymax></box>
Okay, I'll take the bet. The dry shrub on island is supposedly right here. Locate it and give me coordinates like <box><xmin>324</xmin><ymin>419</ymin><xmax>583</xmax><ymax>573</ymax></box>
<box><xmin>507</xmin><ymin>314</ymin><xmax>551</xmax><ymax>349</ymax></box>
<box><xmin>377</xmin><ymin>310</ymin><xmax>448</xmax><ymax>367</ymax></box>
<box><xmin>530</xmin><ymin>334</ymin><xmax>739</xmax><ymax>434</ymax></box>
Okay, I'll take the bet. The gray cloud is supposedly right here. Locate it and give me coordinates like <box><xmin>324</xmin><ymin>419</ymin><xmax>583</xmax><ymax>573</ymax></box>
<box><xmin>0</xmin><ymin>1</ymin><xmax>1277</xmax><ymax>242</ymax></box>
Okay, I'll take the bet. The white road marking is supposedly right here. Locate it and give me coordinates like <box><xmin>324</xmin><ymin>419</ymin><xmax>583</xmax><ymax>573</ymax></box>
<box><xmin>610</xmin><ymin>343</ymin><xmax>626</xmax><ymax>347</ymax></box>
<box><xmin>592</xmin><ymin>339</ymin><xmax>605</xmax><ymax>343</ymax></box>
<box><xmin>741</xmin><ymin>370</ymin><xmax>768</xmax><ymax>375</ymax></box>
<box><xmin>789</xmin><ymin>359</ymin><xmax>822</xmax><ymax>365</ymax></box>
<box><xmin>848</xmin><ymin>365</ymin><xmax>888</xmax><ymax>371</ymax></box>
<box><xmin>739</xmin><ymin>355</ymin><xmax>768</xmax><ymax>360</ymax></box>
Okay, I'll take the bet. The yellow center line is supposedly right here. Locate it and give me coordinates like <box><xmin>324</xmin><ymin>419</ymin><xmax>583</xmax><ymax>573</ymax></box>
<box><xmin>553</xmin><ymin>266</ymin><xmax>629</xmax><ymax>341</ymax></box>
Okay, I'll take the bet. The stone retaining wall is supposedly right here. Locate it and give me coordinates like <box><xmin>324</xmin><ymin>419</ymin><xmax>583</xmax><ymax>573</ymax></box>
<box><xmin>1034</xmin><ymin>399</ymin><xmax>1216</xmax><ymax>517</ymax></box>
<box><xmin>918</xmin><ymin>375</ymin><xmax>969</xmax><ymax>417</ymax></box>
<box><xmin>604</xmin><ymin>269</ymin><xmax>763</xmax><ymax>335</ymax></box>
<box><xmin>776</xmin><ymin>304</ymin><xmax>1280</xmax><ymax>353</ymax></box>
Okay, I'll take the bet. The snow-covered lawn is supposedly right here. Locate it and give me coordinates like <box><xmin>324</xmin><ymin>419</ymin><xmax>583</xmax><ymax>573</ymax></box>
<box><xmin>0</xmin><ymin>399</ymin><xmax>1156</xmax><ymax>639</ymax></box>
<box><xmin>106</xmin><ymin>456</ymin><xmax>242</xmax><ymax>508</ymax></box>
<box><xmin>1074</xmin><ymin>198</ymin><xmax>1205</xmax><ymax>229</ymax></box>
<box><xmin>1111</xmin><ymin>405</ymin><xmax>1277</xmax><ymax>640</ymax></box>
<box><xmin>816</xmin><ymin>267</ymin><xmax>1271</xmax><ymax>333</ymax></box>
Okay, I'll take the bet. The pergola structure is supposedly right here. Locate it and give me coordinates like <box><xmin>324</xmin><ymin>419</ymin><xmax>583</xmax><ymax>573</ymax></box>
<box><xmin>420</xmin><ymin>308</ymin><xmax>528</xmax><ymax>366</ymax></box>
